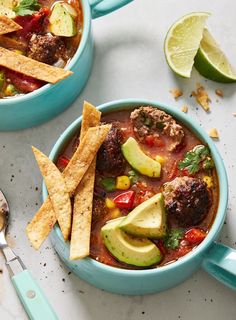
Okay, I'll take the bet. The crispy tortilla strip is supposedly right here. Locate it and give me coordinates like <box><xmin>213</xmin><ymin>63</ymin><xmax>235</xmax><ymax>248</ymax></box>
<box><xmin>0</xmin><ymin>35</ymin><xmax>27</xmax><ymax>51</ymax></box>
<box><xmin>70</xmin><ymin>102</ymin><xmax>101</xmax><ymax>260</ymax></box>
<box><xmin>0</xmin><ymin>47</ymin><xmax>72</xmax><ymax>83</ymax></box>
<box><xmin>63</xmin><ymin>124</ymin><xmax>111</xmax><ymax>195</ymax></box>
<box><xmin>26</xmin><ymin>198</ymin><xmax>56</xmax><ymax>250</ymax></box>
<box><xmin>26</xmin><ymin>123</ymin><xmax>111</xmax><ymax>249</ymax></box>
<box><xmin>32</xmin><ymin>147</ymin><xmax>72</xmax><ymax>241</ymax></box>
<box><xmin>0</xmin><ymin>16</ymin><xmax>22</xmax><ymax>35</ymax></box>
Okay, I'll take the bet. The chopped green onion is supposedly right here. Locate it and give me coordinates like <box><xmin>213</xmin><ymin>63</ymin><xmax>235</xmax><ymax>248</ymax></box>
<box><xmin>100</xmin><ymin>177</ymin><xmax>116</xmax><ymax>192</ymax></box>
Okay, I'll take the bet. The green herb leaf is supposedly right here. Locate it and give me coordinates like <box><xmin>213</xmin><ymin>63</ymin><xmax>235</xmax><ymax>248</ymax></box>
<box><xmin>178</xmin><ymin>145</ymin><xmax>214</xmax><ymax>174</ymax></box>
<box><xmin>128</xmin><ymin>170</ymin><xmax>139</xmax><ymax>184</ymax></box>
<box><xmin>14</xmin><ymin>0</ymin><xmax>41</xmax><ymax>16</ymax></box>
<box><xmin>100</xmin><ymin>177</ymin><xmax>116</xmax><ymax>192</ymax></box>
<box><xmin>164</xmin><ymin>229</ymin><xmax>184</xmax><ymax>250</ymax></box>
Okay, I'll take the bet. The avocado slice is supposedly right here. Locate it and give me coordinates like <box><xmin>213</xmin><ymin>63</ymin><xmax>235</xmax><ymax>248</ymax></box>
<box><xmin>49</xmin><ymin>3</ymin><xmax>77</xmax><ymax>37</ymax></box>
<box><xmin>101</xmin><ymin>217</ymin><xmax>162</xmax><ymax>267</ymax></box>
<box><xmin>121</xmin><ymin>137</ymin><xmax>161</xmax><ymax>178</ymax></box>
<box><xmin>0</xmin><ymin>4</ymin><xmax>15</xmax><ymax>18</ymax></box>
<box><xmin>119</xmin><ymin>193</ymin><xmax>167</xmax><ymax>238</ymax></box>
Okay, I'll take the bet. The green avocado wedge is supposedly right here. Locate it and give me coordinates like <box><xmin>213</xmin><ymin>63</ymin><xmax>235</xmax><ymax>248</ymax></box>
<box><xmin>121</xmin><ymin>137</ymin><xmax>161</xmax><ymax>178</ymax></box>
<box><xmin>49</xmin><ymin>3</ymin><xmax>77</xmax><ymax>37</ymax></box>
<box><xmin>101</xmin><ymin>217</ymin><xmax>162</xmax><ymax>267</ymax></box>
<box><xmin>119</xmin><ymin>193</ymin><xmax>167</xmax><ymax>238</ymax></box>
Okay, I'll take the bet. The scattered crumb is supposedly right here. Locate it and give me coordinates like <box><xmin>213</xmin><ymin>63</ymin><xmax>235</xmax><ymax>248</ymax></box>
<box><xmin>170</xmin><ymin>88</ymin><xmax>183</xmax><ymax>99</ymax></box>
<box><xmin>215</xmin><ymin>89</ymin><xmax>223</xmax><ymax>97</ymax></box>
<box><xmin>192</xmin><ymin>84</ymin><xmax>211</xmax><ymax>111</ymax></box>
<box><xmin>0</xmin><ymin>269</ymin><xmax>3</xmax><ymax>274</ymax></box>
<box><xmin>181</xmin><ymin>105</ymin><xmax>188</xmax><ymax>113</ymax></box>
<box><xmin>208</xmin><ymin>128</ymin><xmax>219</xmax><ymax>139</ymax></box>
<box><xmin>233</xmin><ymin>113</ymin><xmax>236</xmax><ymax>117</ymax></box>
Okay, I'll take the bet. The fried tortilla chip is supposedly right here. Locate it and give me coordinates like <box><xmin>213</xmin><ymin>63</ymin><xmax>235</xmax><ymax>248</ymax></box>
<box><xmin>32</xmin><ymin>147</ymin><xmax>72</xmax><ymax>241</ymax></box>
<box><xmin>27</xmin><ymin>123</ymin><xmax>111</xmax><ymax>249</ymax></box>
<box><xmin>0</xmin><ymin>47</ymin><xmax>72</xmax><ymax>83</ymax></box>
<box><xmin>63</xmin><ymin>125</ymin><xmax>111</xmax><ymax>195</ymax></box>
<box><xmin>0</xmin><ymin>16</ymin><xmax>22</xmax><ymax>35</ymax></box>
<box><xmin>70</xmin><ymin>102</ymin><xmax>101</xmax><ymax>260</ymax></box>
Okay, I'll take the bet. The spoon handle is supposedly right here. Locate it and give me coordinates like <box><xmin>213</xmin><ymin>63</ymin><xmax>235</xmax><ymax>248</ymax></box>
<box><xmin>12</xmin><ymin>270</ymin><xmax>59</xmax><ymax>320</ymax></box>
<box><xmin>2</xmin><ymin>246</ymin><xmax>58</xmax><ymax>320</ymax></box>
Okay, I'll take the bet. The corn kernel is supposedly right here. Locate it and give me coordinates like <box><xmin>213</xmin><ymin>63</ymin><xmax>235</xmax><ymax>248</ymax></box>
<box><xmin>105</xmin><ymin>198</ymin><xmax>116</xmax><ymax>209</ymax></box>
<box><xmin>110</xmin><ymin>208</ymin><xmax>121</xmax><ymax>219</ymax></box>
<box><xmin>203</xmin><ymin>176</ymin><xmax>213</xmax><ymax>188</ymax></box>
<box><xmin>155</xmin><ymin>155</ymin><xmax>166</xmax><ymax>165</ymax></box>
<box><xmin>116</xmin><ymin>176</ymin><xmax>131</xmax><ymax>190</ymax></box>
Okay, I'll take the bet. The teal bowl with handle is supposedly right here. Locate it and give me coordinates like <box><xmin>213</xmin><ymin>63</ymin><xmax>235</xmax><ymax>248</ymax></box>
<box><xmin>0</xmin><ymin>0</ymin><xmax>133</xmax><ymax>131</ymax></box>
<box><xmin>43</xmin><ymin>99</ymin><xmax>236</xmax><ymax>295</ymax></box>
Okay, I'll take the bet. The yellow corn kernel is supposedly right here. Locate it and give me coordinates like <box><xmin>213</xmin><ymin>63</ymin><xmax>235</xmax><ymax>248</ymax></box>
<box><xmin>116</xmin><ymin>175</ymin><xmax>131</xmax><ymax>190</ymax></box>
<box><xmin>110</xmin><ymin>208</ymin><xmax>121</xmax><ymax>219</ymax></box>
<box><xmin>203</xmin><ymin>176</ymin><xmax>213</xmax><ymax>188</ymax></box>
<box><xmin>155</xmin><ymin>155</ymin><xmax>166</xmax><ymax>165</ymax></box>
<box><xmin>105</xmin><ymin>198</ymin><xmax>116</xmax><ymax>209</ymax></box>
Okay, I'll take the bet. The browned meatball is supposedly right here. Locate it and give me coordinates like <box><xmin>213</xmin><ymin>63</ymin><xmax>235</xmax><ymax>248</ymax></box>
<box><xmin>27</xmin><ymin>34</ymin><xmax>66</xmax><ymax>65</ymax></box>
<box><xmin>130</xmin><ymin>106</ymin><xmax>184</xmax><ymax>151</ymax></box>
<box><xmin>92</xmin><ymin>197</ymin><xmax>108</xmax><ymax>224</ymax></box>
<box><xmin>163</xmin><ymin>176</ymin><xmax>211</xmax><ymax>227</ymax></box>
<box><xmin>96</xmin><ymin>122</ymin><xmax>125</xmax><ymax>176</ymax></box>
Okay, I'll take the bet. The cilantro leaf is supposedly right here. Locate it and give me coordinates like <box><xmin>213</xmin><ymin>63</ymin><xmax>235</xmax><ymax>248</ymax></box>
<box><xmin>164</xmin><ymin>229</ymin><xmax>184</xmax><ymax>250</ymax></box>
<box><xmin>178</xmin><ymin>145</ymin><xmax>214</xmax><ymax>174</ymax></box>
<box><xmin>14</xmin><ymin>0</ymin><xmax>41</xmax><ymax>16</ymax></box>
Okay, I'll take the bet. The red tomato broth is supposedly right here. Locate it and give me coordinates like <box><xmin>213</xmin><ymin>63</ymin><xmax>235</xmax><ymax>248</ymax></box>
<box><xmin>58</xmin><ymin>108</ymin><xmax>219</xmax><ymax>269</ymax></box>
<box><xmin>0</xmin><ymin>0</ymin><xmax>83</xmax><ymax>97</ymax></box>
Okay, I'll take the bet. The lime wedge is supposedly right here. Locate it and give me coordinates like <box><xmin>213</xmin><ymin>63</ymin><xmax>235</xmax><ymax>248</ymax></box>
<box><xmin>194</xmin><ymin>28</ymin><xmax>236</xmax><ymax>83</ymax></box>
<box><xmin>164</xmin><ymin>12</ymin><xmax>210</xmax><ymax>78</ymax></box>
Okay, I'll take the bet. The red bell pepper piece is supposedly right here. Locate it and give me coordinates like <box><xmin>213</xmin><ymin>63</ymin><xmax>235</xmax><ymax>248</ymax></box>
<box><xmin>113</xmin><ymin>191</ymin><xmax>135</xmax><ymax>209</ymax></box>
<box><xmin>57</xmin><ymin>156</ymin><xmax>70</xmax><ymax>170</ymax></box>
<box><xmin>6</xmin><ymin>70</ymin><xmax>44</xmax><ymax>93</ymax></box>
<box><xmin>145</xmin><ymin>135</ymin><xmax>165</xmax><ymax>148</ymax></box>
<box><xmin>184</xmin><ymin>228</ymin><xmax>206</xmax><ymax>245</ymax></box>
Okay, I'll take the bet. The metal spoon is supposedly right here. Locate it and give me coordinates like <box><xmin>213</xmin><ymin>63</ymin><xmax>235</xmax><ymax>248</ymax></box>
<box><xmin>0</xmin><ymin>190</ymin><xmax>58</xmax><ymax>320</ymax></box>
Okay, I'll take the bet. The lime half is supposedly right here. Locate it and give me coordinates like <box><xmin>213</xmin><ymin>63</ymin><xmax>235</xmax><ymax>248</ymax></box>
<box><xmin>164</xmin><ymin>12</ymin><xmax>210</xmax><ymax>78</ymax></box>
<box><xmin>194</xmin><ymin>28</ymin><xmax>236</xmax><ymax>83</ymax></box>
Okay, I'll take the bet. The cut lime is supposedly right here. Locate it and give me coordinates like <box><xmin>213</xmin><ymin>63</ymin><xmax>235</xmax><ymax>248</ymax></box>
<box><xmin>164</xmin><ymin>12</ymin><xmax>210</xmax><ymax>78</ymax></box>
<box><xmin>194</xmin><ymin>28</ymin><xmax>236</xmax><ymax>83</ymax></box>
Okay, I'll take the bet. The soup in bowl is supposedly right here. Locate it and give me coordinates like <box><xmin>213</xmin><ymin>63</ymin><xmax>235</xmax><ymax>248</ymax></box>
<box><xmin>43</xmin><ymin>99</ymin><xmax>236</xmax><ymax>295</ymax></box>
<box><xmin>0</xmin><ymin>0</ymin><xmax>133</xmax><ymax>130</ymax></box>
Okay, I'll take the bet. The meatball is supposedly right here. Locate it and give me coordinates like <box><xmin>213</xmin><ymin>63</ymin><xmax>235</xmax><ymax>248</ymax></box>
<box><xmin>130</xmin><ymin>106</ymin><xmax>184</xmax><ymax>151</ymax></box>
<box><xmin>27</xmin><ymin>34</ymin><xmax>66</xmax><ymax>65</ymax></box>
<box><xmin>163</xmin><ymin>176</ymin><xmax>212</xmax><ymax>227</ymax></box>
<box><xmin>96</xmin><ymin>122</ymin><xmax>125</xmax><ymax>176</ymax></box>
<box><xmin>92</xmin><ymin>197</ymin><xmax>108</xmax><ymax>224</ymax></box>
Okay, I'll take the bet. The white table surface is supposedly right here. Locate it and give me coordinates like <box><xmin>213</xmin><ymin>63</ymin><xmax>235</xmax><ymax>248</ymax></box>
<box><xmin>0</xmin><ymin>0</ymin><xmax>236</xmax><ymax>319</ymax></box>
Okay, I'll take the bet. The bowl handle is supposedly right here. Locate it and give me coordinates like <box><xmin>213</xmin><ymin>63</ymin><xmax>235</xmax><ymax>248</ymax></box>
<box><xmin>89</xmin><ymin>0</ymin><xmax>134</xmax><ymax>19</ymax></box>
<box><xmin>202</xmin><ymin>242</ymin><xmax>236</xmax><ymax>290</ymax></box>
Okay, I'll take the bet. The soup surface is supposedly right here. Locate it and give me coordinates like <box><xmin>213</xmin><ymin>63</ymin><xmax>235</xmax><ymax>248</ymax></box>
<box><xmin>58</xmin><ymin>106</ymin><xmax>219</xmax><ymax>269</ymax></box>
<box><xmin>0</xmin><ymin>0</ymin><xmax>83</xmax><ymax>97</ymax></box>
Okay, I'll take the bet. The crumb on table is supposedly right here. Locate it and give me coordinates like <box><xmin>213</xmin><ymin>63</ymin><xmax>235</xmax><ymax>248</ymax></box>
<box><xmin>181</xmin><ymin>105</ymin><xmax>188</xmax><ymax>113</ymax></box>
<box><xmin>208</xmin><ymin>128</ymin><xmax>219</xmax><ymax>139</ymax></box>
<box><xmin>170</xmin><ymin>88</ymin><xmax>183</xmax><ymax>99</ymax></box>
<box><xmin>192</xmin><ymin>84</ymin><xmax>211</xmax><ymax>111</ymax></box>
<box><xmin>215</xmin><ymin>89</ymin><xmax>223</xmax><ymax>97</ymax></box>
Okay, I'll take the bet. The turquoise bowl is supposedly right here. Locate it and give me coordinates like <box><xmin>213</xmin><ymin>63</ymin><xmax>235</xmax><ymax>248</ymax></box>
<box><xmin>43</xmin><ymin>99</ymin><xmax>236</xmax><ymax>295</ymax></box>
<box><xmin>0</xmin><ymin>0</ymin><xmax>133</xmax><ymax>131</ymax></box>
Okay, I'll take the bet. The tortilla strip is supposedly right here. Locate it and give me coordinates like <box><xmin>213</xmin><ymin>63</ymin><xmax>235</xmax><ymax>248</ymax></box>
<box><xmin>26</xmin><ymin>124</ymin><xmax>111</xmax><ymax>249</ymax></box>
<box><xmin>32</xmin><ymin>147</ymin><xmax>72</xmax><ymax>241</ymax></box>
<box><xmin>63</xmin><ymin>125</ymin><xmax>111</xmax><ymax>195</ymax></box>
<box><xmin>0</xmin><ymin>16</ymin><xmax>22</xmax><ymax>35</ymax></box>
<box><xmin>70</xmin><ymin>102</ymin><xmax>101</xmax><ymax>260</ymax></box>
<box><xmin>0</xmin><ymin>35</ymin><xmax>27</xmax><ymax>51</ymax></box>
<box><xmin>0</xmin><ymin>47</ymin><xmax>72</xmax><ymax>83</ymax></box>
